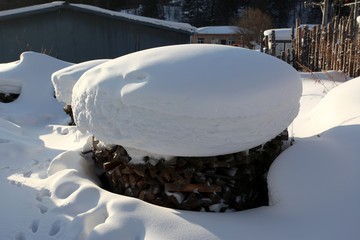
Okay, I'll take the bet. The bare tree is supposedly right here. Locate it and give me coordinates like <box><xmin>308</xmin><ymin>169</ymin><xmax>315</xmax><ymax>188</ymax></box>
<box><xmin>233</xmin><ymin>8</ymin><xmax>273</xmax><ymax>49</ymax></box>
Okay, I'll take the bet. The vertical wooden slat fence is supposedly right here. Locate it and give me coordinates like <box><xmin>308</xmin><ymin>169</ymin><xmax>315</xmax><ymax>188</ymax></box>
<box><xmin>291</xmin><ymin>17</ymin><xmax>360</xmax><ymax>77</ymax></box>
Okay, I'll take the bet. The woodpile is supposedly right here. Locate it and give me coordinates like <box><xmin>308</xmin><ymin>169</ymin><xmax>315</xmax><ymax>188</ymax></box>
<box><xmin>63</xmin><ymin>104</ymin><xmax>75</xmax><ymax>126</ymax></box>
<box><xmin>89</xmin><ymin>130</ymin><xmax>288</xmax><ymax>212</ymax></box>
<box><xmin>0</xmin><ymin>92</ymin><xmax>19</xmax><ymax>103</ymax></box>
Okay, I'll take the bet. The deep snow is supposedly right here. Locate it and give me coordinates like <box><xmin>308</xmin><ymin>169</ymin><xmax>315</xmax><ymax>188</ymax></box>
<box><xmin>72</xmin><ymin>44</ymin><xmax>302</xmax><ymax>157</ymax></box>
<box><xmin>0</xmin><ymin>52</ymin><xmax>359</xmax><ymax>240</ymax></box>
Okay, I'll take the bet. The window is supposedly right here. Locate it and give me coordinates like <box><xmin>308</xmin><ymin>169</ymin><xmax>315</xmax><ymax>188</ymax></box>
<box><xmin>211</xmin><ymin>38</ymin><xmax>219</xmax><ymax>44</ymax></box>
<box><xmin>220</xmin><ymin>39</ymin><xmax>226</xmax><ymax>45</ymax></box>
<box><xmin>197</xmin><ymin>38</ymin><xmax>205</xmax><ymax>43</ymax></box>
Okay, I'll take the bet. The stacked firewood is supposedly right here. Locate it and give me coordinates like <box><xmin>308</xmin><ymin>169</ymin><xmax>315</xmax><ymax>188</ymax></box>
<box><xmin>90</xmin><ymin>130</ymin><xmax>288</xmax><ymax>212</ymax></box>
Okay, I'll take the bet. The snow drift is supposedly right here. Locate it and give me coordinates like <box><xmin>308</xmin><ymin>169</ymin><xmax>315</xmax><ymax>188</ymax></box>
<box><xmin>0</xmin><ymin>52</ymin><xmax>71</xmax><ymax>125</ymax></box>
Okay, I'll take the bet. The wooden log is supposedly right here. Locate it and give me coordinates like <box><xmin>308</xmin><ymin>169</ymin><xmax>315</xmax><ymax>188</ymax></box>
<box><xmin>103</xmin><ymin>160</ymin><xmax>121</xmax><ymax>172</ymax></box>
<box><xmin>160</xmin><ymin>170</ymin><xmax>171</xmax><ymax>182</ymax></box>
<box><xmin>165</xmin><ymin>183</ymin><xmax>222</xmax><ymax>193</ymax></box>
<box><xmin>132</xmin><ymin>164</ymin><xmax>146</xmax><ymax>177</ymax></box>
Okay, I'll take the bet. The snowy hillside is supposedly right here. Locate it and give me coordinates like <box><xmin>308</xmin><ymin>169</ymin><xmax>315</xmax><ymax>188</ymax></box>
<box><xmin>0</xmin><ymin>51</ymin><xmax>359</xmax><ymax>240</ymax></box>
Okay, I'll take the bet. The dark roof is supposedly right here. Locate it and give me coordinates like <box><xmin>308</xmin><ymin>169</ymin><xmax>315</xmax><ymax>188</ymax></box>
<box><xmin>0</xmin><ymin>1</ymin><xmax>195</xmax><ymax>35</ymax></box>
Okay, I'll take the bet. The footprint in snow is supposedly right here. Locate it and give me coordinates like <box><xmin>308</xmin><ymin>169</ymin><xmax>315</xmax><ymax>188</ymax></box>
<box><xmin>49</xmin><ymin>220</ymin><xmax>62</xmax><ymax>236</ymax></box>
<box><xmin>36</xmin><ymin>204</ymin><xmax>48</xmax><ymax>214</ymax></box>
<box><xmin>9</xmin><ymin>180</ymin><xmax>22</xmax><ymax>187</ymax></box>
<box><xmin>22</xmin><ymin>170</ymin><xmax>32</xmax><ymax>178</ymax></box>
<box><xmin>35</xmin><ymin>188</ymin><xmax>51</xmax><ymax>202</ymax></box>
<box><xmin>30</xmin><ymin>219</ymin><xmax>39</xmax><ymax>233</ymax></box>
<box><xmin>14</xmin><ymin>232</ymin><xmax>26</xmax><ymax>240</ymax></box>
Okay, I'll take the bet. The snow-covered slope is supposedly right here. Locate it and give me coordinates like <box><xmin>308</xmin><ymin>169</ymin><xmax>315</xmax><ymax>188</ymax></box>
<box><xmin>0</xmin><ymin>52</ymin><xmax>359</xmax><ymax>240</ymax></box>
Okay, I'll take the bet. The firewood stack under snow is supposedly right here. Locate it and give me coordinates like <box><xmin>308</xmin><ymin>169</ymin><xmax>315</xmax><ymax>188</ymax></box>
<box><xmin>54</xmin><ymin>44</ymin><xmax>302</xmax><ymax>212</ymax></box>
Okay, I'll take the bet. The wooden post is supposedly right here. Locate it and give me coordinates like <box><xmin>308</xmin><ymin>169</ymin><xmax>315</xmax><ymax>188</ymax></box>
<box><xmin>334</xmin><ymin>43</ymin><xmax>339</xmax><ymax>71</ymax></box>
<box><xmin>281</xmin><ymin>50</ymin><xmax>286</xmax><ymax>61</ymax></box>
<box><xmin>264</xmin><ymin>35</ymin><xmax>269</xmax><ymax>54</ymax></box>
<box><xmin>326</xmin><ymin>22</ymin><xmax>332</xmax><ymax>70</ymax></box>
<box><xmin>291</xmin><ymin>26</ymin><xmax>295</xmax><ymax>66</ymax></box>
<box><xmin>349</xmin><ymin>42</ymin><xmax>354</xmax><ymax>77</ymax></box>
<box><xmin>287</xmin><ymin>48</ymin><xmax>291</xmax><ymax>64</ymax></box>
<box><xmin>303</xmin><ymin>25</ymin><xmax>310</xmax><ymax>68</ymax></box>
<box><xmin>315</xmin><ymin>25</ymin><xmax>321</xmax><ymax>71</ymax></box>
<box><xmin>271</xmin><ymin>30</ymin><xmax>276</xmax><ymax>56</ymax></box>
<box><xmin>295</xmin><ymin>18</ymin><xmax>301</xmax><ymax>69</ymax></box>
<box><xmin>260</xmin><ymin>30</ymin><xmax>264</xmax><ymax>53</ymax></box>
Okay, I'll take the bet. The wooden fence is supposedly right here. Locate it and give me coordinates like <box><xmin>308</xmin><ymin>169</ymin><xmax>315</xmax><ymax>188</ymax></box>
<box><xmin>263</xmin><ymin>17</ymin><xmax>360</xmax><ymax>77</ymax></box>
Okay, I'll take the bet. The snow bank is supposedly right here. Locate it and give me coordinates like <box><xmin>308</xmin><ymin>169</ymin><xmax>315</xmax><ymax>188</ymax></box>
<box><xmin>292</xmin><ymin>76</ymin><xmax>360</xmax><ymax>137</ymax></box>
<box><xmin>51</xmin><ymin>59</ymin><xmax>108</xmax><ymax>104</ymax></box>
<box><xmin>72</xmin><ymin>44</ymin><xmax>302</xmax><ymax>157</ymax></box>
<box><xmin>0</xmin><ymin>52</ymin><xmax>72</xmax><ymax>125</ymax></box>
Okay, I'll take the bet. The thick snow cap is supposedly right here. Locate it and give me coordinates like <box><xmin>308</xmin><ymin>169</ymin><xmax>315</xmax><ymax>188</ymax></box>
<box><xmin>51</xmin><ymin>59</ymin><xmax>109</xmax><ymax>105</ymax></box>
<box><xmin>72</xmin><ymin>44</ymin><xmax>302</xmax><ymax>157</ymax></box>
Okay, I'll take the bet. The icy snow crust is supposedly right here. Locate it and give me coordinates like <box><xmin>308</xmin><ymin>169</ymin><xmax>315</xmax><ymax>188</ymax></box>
<box><xmin>0</xmin><ymin>53</ymin><xmax>360</xmax><ymax>240</ymax></box>
<box><xmin>51</xmin><ymin>59</ymin><xmax>109</xmax><ymax>105</ymax></box>
<box><xmin>72</xmin><ymin>44</ymin><xmax>302</xmax><ymax>156</ymax></box>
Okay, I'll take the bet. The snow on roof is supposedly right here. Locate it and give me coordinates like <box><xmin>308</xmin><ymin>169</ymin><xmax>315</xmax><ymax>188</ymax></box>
<box><xmin>264</xmin><ymin>28</ymin><xmax>293</xmax><ymax>41</ymax></box>
<box><xmin>196</xmin><ymin>26</ymin><xmax>238</xmax><ymax>35</ymax></box>
<box><xmin>264</xmin><ymin>25</ymin><xmax>317</xmax><ymax>41</ymax></box>
<box><xmin>0</xmin><ymin>1</ymin><xmax>195</xmax><ymax>34</ymax></box>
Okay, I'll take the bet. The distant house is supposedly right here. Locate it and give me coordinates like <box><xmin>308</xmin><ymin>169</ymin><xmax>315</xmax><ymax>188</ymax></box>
<box><xmin>263</xmin><ymin>28</ymin><xmax>293</xmax><ymax>57</ymax></box>
<box><xmin>0</xmin><ymin>2</ymin><xmax>195</xmax><ymax>63</ymax></box>
<box><xmin>263</xmin><ymin>25</ymin><xmax>316</xmax><ymax>57</ymax></box>
<box><xmin>192</xmin><ymin>26</ymin><xmax>241</xmax><ymax>46</ymax></box>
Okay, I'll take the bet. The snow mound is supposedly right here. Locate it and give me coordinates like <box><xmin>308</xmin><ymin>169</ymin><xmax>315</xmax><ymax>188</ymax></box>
<box><xmin>0</xmin><ymin>52</ymin><xmax>72</xmax><ymax>125</ymax></box>
<box><xmin>308</xmin><ymin>77</ymin><xmax>360</xmax><ymax>129</ymax></box>
<box><xmin>268</xmin><ymin>125</ymin><xmax>360</xmax><ymax>210</ymax></box>
<box><xmin>294</xmin><ymin>77</ymin><xmax>360</xmax><ymax>137</ymax></box>
<box><xmin>52</xmin><ymin>59</ymin><xmax>109</xmax><ymax>105</ymax></box>
<box><xmin>72</xmin><ymin>44</ymin><xmax>302</xmax><ymax>157</ymax></box>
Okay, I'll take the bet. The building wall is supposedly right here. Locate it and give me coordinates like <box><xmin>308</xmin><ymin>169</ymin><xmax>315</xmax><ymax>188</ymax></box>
<box><xmin>0</xmin><ymin>8</ymin><xmax>191</xmax><ymax>63</ymax></box>
<box><xmin>192</xmin><ymin>33</ymin><xmax>240</xmax><ymax>45</ymax></box>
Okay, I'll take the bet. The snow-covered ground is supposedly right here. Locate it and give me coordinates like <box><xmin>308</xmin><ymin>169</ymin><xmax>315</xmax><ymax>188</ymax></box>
<box><xmin>0</xmin><ymin>51</ymin><xmax>359</xmax><ymax>240</ymax></box>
